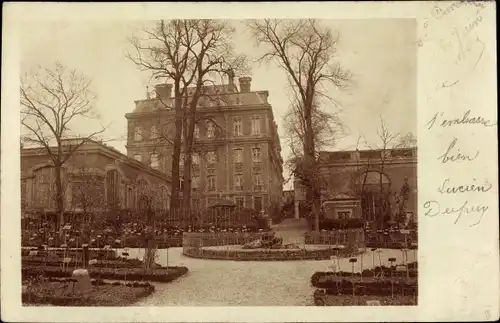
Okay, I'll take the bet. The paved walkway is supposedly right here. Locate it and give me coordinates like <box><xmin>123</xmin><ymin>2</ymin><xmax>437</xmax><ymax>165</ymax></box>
<box><xmin>124</xmin><ymin>247</ymin><xmax>414</xmax><ymax>306</ymax></box>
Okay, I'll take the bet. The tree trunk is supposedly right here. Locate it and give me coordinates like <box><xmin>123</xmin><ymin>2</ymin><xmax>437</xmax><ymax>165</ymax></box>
<box><xmin>143</xmin><ymin>205</ymin><xmax>156</xmax><ymax>273</ymax></box>
<box><xmin>54</xmin><ymin>164</ymin><xmax>64</xmax><ymax>232</ymax></box>
<box><xmin>169</xmin><ymin>87</ymin><xmax>183</xmax><ymax>212</ymax></box>
<box><xmin>303</xmin><ymin>100</ymin><xmax>320</xmax><ymax>231</ymax></box>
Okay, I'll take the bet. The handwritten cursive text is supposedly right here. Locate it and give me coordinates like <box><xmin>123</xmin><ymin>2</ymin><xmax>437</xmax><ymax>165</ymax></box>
<box><xmin>437</xmin><ymin>178</ymin><xmax>492</xmax><ymax>194</ymax></box>
<box><xmin>423</xmin><ymin>200</ymin><xmax>489</xmax><ymax>226</ymax></box>
<box><xmin>437</xmin><ymin>138</ymin><xmax>480</xmax><ymax>163</ymax></box>
<box><xmin>426</xmin><ymin>110</ymin><xmax>496</xmax><ymax>130</ymax></box>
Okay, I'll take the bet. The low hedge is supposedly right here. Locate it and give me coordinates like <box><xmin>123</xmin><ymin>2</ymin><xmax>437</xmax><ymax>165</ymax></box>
<box><xmin>22</xmin><ymin>247</ymin><xmax>116</xmax><ymax>259</ymax></box>
<box><xmin>311</xmin><ymin>262</ymin><xmax>418</xmax><ymax>286</ymax></box>
<box><xmin>22</xmin><ymin>264</ymin><xmax>188</xmax><ymax>283</ymax></box>
<box><xmin>22</xmin><ymin>256</ymin><xmax>150</xmax><ymax>268</ymax></box>
<box><xmin>43</xmin><ymin>276</ymin><xmax>154</xmax><ymax>288</ymax></box>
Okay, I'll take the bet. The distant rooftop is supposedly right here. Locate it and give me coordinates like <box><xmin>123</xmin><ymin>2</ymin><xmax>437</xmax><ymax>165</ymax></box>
<box><xmin>129</xmin><ymin>76</ymin><xmax>271</xmax><ymax>114</ymax></box>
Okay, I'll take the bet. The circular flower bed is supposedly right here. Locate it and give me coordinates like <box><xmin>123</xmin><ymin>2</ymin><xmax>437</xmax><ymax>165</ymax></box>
<box><xmin>183</xmin><ymin>231</ymin><xmax>363</xmax><ymax>261</ymax></box>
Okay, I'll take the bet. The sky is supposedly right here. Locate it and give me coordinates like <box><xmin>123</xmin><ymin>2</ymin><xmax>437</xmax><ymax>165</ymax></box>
<box><xmin>20</xmin><ymin>19</ymin><xmax>416</xmax><ymax>189</ymax></box>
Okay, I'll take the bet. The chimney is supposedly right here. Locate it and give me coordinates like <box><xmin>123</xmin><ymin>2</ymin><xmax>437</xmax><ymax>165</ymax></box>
<box><xmin>239</xmin><ymin>76</ymin><xmax>252</xmax><ymax>92</ymax></box>
<box><xmin>154</xmin><ymin>83</ymin><xmax>173</xmax><ymax>99</ymax></box>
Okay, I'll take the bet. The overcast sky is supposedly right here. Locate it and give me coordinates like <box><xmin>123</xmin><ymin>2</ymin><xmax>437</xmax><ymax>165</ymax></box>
<box><xmin>20</xmin><ymin>19</ymin><xmax>416</xmax><ymax>188</ymax></box>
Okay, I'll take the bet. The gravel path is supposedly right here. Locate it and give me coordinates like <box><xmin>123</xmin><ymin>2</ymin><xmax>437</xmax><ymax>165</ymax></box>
<box><xmin>122</xmin><ymin>247</ymin><xmax>415</xmax><ymax>306</ymax></box>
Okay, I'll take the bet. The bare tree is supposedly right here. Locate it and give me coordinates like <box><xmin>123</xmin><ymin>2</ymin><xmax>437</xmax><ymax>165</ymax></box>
<box><xmin>127</xmin><ymin>20</ymin><xmax>247</xmax><ymax>215</ymax></box>
<box><xmin>395</xmin><ymin>132</ymin><xmax>417</xmax><ymax>149</ymax></box>
<box><xmin>20</xmin><ymin>62</ymin><xmax>105</xmax><ymax>229</ymax></box>
<box><xmin>127</xmin><ymin>20</ymin><xmax>193</xmax><ymax>211</ymax></box>
<box><xmin>248</xmin><ymin>19</ymin><xmax>351</xmax><ymax>230</ymax></box>
<box><xmin>359</xmin><ymin>117</ymin><xmax>416</xmax><ymax>229</ymax></box>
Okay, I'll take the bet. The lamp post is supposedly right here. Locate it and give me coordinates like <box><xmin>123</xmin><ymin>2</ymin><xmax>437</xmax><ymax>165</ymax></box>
<box><xmin>388</xmin><ymin>257</ymin><xmax>396</xmax><ymax>298</ymax></box>
<box><xmin>371</xmin><ymin>248</ymin><xmax>377</xmax><ymax>274</ymax></box>
<box><xmin>349</xmin><ymin>258</ymin><xmax>357</xmax><ymax>297</ymax></box>
<box><xmin>359</xmin><ymin>248</ymin><xmax>365</xmax><ymax>281</ymax></box>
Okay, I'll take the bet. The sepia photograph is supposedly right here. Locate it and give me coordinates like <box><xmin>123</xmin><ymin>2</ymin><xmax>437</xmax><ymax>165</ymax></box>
<box><xmin>1</xmin><ymin>2</ymin><xmax>498</xmax><ymax>322</ymax></box>
<box><xmin>17</xmin><ymin>17</ymin><xmax>417</xmax><ymax>307</ymax></box>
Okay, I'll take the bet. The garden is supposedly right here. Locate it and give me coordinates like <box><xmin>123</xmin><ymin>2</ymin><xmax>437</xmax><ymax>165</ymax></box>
<box><xmin>22</xmin><ymin>277</ymin><xmax>155</xmax><ymax>306</ymax></box>
<box><xmin>22</xmin><ymin>208</ymin><xmax>269</xmax><ymax>250</ymax></box>
<box><xmin>21</xmin><ymin>244</ymin><xmax>188</xmax><ymax>306</ymax></box>
<box><xmin>311</xmin><ymin>250</ymin><xmax>418</xmax><ymax>306</ymax></box>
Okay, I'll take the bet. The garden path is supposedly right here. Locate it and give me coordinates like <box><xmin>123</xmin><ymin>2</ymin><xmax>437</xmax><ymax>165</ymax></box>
<box><xmin>124</xmin><ymin>247</ymin><xmax>414</xmax><ymax>306</ymax></box>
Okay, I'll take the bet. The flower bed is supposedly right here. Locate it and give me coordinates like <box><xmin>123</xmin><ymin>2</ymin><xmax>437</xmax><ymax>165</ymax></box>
<box><xmin>313</xmin><ymin>277</ymin><xmax>417</xmax><ymax>296</ymax></box>
<box><xmin>313</xmin><ymin>290</ymin><xmax>417</xmax><ymax>306</ymax></box>
<box><xmin>22</xmin><ymin>279</ymin><xmax>154</xmax><ymax>306</ymax></box>
<box><xmin>310</xmin><ymin>262</ymin><xmax>418</xmax><ymax>286</ymax></box>
<box><xmin>22</xmin><ymin>256</ymin><xmax>149</xmax><ymax>268</ymax></box>
<box><xmin>187</xmin><ymin>247</ymin><xmax>355</xmax><ymax>261</ymax></box>
<box><xmin>22</xmin><ymin>264</ymin><xmax>188</xmax><ymax>283</ymax></box>
<box><xmin>183</xmin><ymin>231</ymin><xmax>363</xmax><ymax>261</ymax></box>
<box><xmin>22</xmin><ymin>247</ymin><xmax>116</xmax><ymax>259</ymax></box>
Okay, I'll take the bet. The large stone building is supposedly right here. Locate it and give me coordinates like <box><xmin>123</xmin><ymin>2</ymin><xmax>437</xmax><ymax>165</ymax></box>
<box><xmin>125</xmin><ymin>76</ymin><xmax>284</xmax><ymax>212</ymax></box>
<box><xmin>21</xmin><ymin>139</ymin><xmax>172</xmax><ymax>223</ymax></box>
<box><xmin>294</xmin><ymin>147</ymin><xmax>417</xmax><ymax>224</ymax></box>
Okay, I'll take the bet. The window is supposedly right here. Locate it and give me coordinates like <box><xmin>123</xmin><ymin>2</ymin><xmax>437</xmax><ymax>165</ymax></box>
<box><xmin>235</xmin><ymin>196</ymin><xmax>244</xmax><ymax>208</ymax></box>
<box><xmin>206</xmin><ymin>121</ymin><xmax>215</xmax><ymax>139</ymax></box>
<box><xmin>134</xmin><ymin>127</ymin><xmax>142</xmax><ymax>141</ymax></box>
<box><xmin>207</xmin><ymin>175</ymin><xmax>216</xmax><ymax>191</ymax></box>
<box><xmin>233</xmin><ymin>148</ymin><xmax>243</xmax><ymax>163</ymax></box>
<box><xmin>251</xmin><ymin>116</ymin><xmax>261</xmax><ymax>135</ymax></box>
<box><xmin>194</xmin><ymin>124</ymin><xmax>200</xmax><ymax>139</ymax></box>
<box><xmin>192</xmin><ymin>153</ymin><xmax>200</xmax><ymax>166</ymax></box>
<box><xmin>179</xmin><ymin>153</ymin><xmax>184</xmax><ymax>166</ymax></box>
<box><xmin>106</xmin><ymin>169</ymin><xmax>120</xmax><ymax>209</ymax></box>
<box><xmin>192</xmin><ymin>176</ymin><xmax>200</xmax><ymax>190</ymax></box>
<box><xmin>150</xmin><ymin>125</ymin><xmax>158</xmax><ymax>139</ymax></box>
<box><xmin>336</xmin><ymin>210</ymin><xmax>352</xmax><ymax>220</ymax></box>
<box><xmin>233</xmin><ymin>118</ymin><xmax>242</xmax><ymax>136</ymax></box>
<box><xmin>134</xmin><ymin>154</ymin><xmax>142</xmax><ymax>162</ymax></box>
<box><xmin>150</xmin><ymin>153</ymin><xmax>159</xmax><ymax>169</ymax></box>
<box><xmin>234</xmin><ymin>173</ymin><xmax>243</xmax><ymax>190</ymax></box>
<box><xmin>254</xmin><ymin>196</ymin><xmax>263</xmax><ymax>212</ymax></box>
<box><xmin>254</xmin><ymin>173</ymin><xmax>263</xmax><ymax>188</ymax></box>
<box><xmin>206</xmin><ymin>151</ymin><xmax>217</xmax><ymax>164</ymax></box>
<box><xmin>252</xmin><ymin>147</ymin><xmax>261</xmax><ymax>162</ymax></box>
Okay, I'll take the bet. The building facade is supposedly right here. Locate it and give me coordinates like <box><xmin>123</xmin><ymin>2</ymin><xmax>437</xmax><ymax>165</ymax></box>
<box><xmin>294</xmin><ymin>147</ymin><xmax>417</xmax><ymax>224</ymax></box>
<box><xmin>21</xmin><ymin>139</ymin><xmax>172</xmax><ymax>219</ymax></box>
<box><xmin>125</xmin><ymin>76</ymin><xmax>284</xmax><ymax>212</ymax></box>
